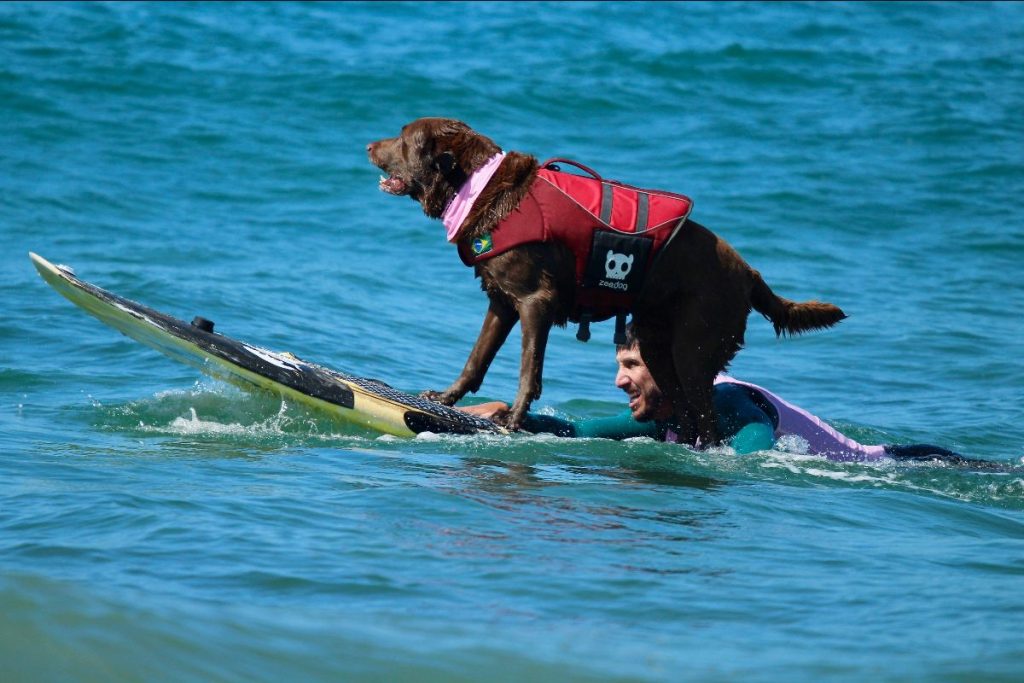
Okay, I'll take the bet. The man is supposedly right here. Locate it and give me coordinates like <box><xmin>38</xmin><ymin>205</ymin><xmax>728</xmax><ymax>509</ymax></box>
<box><xmin>462</xmin><ymin>326</ymin><xmax>980</xmax><ymax>465</ymax></box>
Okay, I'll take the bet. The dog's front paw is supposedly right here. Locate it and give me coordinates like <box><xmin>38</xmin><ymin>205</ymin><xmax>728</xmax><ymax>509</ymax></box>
<box><xmin>420</xmin><ymin>389</ymin><xmax>458</xmax><ymax>406</ymax></box>
<box><xmin>491</xmin><ymin>409</ymin><xmax>524</xmax><ymax>432</ymax></box>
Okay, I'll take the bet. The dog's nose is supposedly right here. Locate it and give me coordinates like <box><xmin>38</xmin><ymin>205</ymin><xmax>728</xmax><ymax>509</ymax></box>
<box><xmin>367</xmin><ymin>142</ymin><xmax>377</xmax><ymax>155</ymax></box>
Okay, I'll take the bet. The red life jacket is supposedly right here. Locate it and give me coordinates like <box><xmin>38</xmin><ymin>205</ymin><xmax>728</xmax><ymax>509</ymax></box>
<box><xmin>457</xmin><ymin>159</ymin><xmax>693</xmax><ymax>338</ymax></box>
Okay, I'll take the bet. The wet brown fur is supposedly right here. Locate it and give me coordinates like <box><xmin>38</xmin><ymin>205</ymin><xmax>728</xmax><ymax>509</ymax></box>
<box><xmin>368</xmin><ymin>117</ymin><xmax>846</xmax><ymax>446</ymax></box>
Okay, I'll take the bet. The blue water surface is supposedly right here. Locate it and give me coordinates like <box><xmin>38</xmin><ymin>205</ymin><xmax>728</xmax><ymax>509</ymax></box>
<box><xmin>2</xmin><ymin>2</ymin><xmax>1024</xmax><ymax>681</ymax></box>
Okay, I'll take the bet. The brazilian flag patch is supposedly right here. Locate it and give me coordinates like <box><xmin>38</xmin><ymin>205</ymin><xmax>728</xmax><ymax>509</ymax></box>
<box><xmin>472</xmin><ymin>233</ymin><xmax>494</xmax><ymax>256</ymax></box>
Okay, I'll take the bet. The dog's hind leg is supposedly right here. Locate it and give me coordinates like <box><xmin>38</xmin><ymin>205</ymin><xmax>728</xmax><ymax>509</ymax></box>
<box><xmin>637</xmin><ymin>295</ymin><xmax>746</xmax><ymax>448</ymax></box>
<box><xmin>633</xmin><ymin>321</ymin><xmax>697</xmax><ymax>444</ymax></box>
<box><xmin>422</xmin><ymin>297</ymin><xmax>519</xmax><ymax>406</ymax></box>
<box><xmin>671</xmin><ymin>368</ymin><xmax>718</xmax><ymax>449</ymax></box>
<box><xmin>670</xmin><ymin>298</ymin><xmax>748</xmax><ymax>448</ymax></box>
<box><xmin>640</xmin><ymin>331</ymin><xmax>717</xmax><ymax>448</ymax></box>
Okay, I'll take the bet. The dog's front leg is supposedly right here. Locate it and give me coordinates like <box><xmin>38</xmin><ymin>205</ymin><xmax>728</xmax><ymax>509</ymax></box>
<box><xmin>422</xmin><ymin>297</ymin><xmax>519</xmax><ymax>406</ymax></box>
<box><xmin>498</xmin><ymin>296</ymin><xmax>555</xmax><ymax>430</ymax></box>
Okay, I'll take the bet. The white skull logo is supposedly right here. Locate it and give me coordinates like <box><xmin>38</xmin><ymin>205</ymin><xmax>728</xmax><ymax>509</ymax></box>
<box><xmin>605</xmin><ymin>250</ymin><xmax>633</xmax><ymax>281</ymax></box>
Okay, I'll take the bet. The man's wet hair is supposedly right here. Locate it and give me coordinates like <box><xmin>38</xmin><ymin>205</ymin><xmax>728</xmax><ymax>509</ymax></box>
<box><xmin>616</xmin><ymin>322</ymin><xmax>640</xmax><ymax>352</ymax></box>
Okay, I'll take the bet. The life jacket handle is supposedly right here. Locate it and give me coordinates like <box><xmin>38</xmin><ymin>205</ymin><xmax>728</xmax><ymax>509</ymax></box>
<box><xmin>541</xmin><ymin>158</ymin><xmax>603</xmax><ymax>181</ymax></box>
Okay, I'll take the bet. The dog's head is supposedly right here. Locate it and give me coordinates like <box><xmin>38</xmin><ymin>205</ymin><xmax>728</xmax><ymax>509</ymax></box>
<box><xmin>367</xmin><ymin>118</ymin><xmax>501</xmax><ymax>217</ymax></box>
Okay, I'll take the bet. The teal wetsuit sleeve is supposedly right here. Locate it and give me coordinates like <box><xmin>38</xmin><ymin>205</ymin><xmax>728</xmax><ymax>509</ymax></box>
<box><xmin>521</xmin><ymin>410</ymin><xmax>661</xmax><ymax>440</ymax></box>
<box><xmin>519</xmin><ymin>412</ymin><xmax>578</xmax><ymax>437</ymax></box>
<box><xmin>713</xmin><ymin>383</ymin><xmax>776</xmax><ymax>454</ymax></box>
<box><xmin>728</xmin><ymin>422</ymin><xmax>776</xmax><ymax>454</ymax></box>
<box><xmin>573</xmin><ymin>411</ymin><xmax>662</xmax><ymax>439</ymax></box>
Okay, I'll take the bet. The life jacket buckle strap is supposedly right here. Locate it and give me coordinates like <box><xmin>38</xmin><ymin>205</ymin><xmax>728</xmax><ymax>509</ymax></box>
<box><xmin>613</xmin><ymin>313</ymin><xmax>628</xmax><ymax>345</ymax></box>
<box><xmin>576</xmin><ymin>312</ymin><xmax>592</xmax><ymax>342</ymax></box>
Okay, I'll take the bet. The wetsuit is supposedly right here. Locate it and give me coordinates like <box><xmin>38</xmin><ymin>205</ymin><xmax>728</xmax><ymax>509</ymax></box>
<box><xmin>519</xmin><ymin>384</ymin><xmax>774</xmax><ymax>453</ymax></box>
<box><xmin>520</xmin><ymin>375</ymin><xmax>978</xmax><ymax>465</ymax></box>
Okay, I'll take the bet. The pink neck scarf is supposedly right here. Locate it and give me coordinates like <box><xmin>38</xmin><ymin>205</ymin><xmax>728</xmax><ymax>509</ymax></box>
<box><xmin>441</xmin><ymin>152</ymin><xmax>505</xmax><ymax>242</ymax></box>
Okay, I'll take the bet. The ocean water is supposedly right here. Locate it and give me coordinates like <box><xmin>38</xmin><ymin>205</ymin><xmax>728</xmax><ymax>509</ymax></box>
<box><xmin>2</xmin><ymin>2</ymin><xmax>1024</xmax><ymax>680</ymax></box>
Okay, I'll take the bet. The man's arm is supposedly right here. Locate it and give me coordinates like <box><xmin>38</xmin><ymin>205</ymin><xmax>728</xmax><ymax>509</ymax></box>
<box><xmin>712</xmin><ymin>383</ymin><xmax>776</xmax><ymax>454</ymax></box>
<box><xmin>459</xmin><ymin>402</ymin><xmax>660</xmax><ymax>440</ymax></box>
<box><xmin>462</xmin><ymin>386</ymin><xmax>778</xmax><ymax>449</ymax></box>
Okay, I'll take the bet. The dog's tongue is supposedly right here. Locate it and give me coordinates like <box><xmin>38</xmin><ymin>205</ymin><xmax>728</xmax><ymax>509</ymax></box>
<box><xmin>378</xmin><ymin>174</ymin><xmax>408</xmax><ymax>195</ymax></box>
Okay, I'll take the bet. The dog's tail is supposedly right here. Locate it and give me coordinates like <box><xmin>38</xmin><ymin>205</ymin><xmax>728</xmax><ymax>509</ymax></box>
<box><xmin>750</xmin><ymin>270</ymin><xmax>847</xmax><ymax>337</ymax></box>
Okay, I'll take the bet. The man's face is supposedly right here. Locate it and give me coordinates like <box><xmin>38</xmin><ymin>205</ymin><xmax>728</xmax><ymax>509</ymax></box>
<box><xmin>614</xmin><ymin>345</ymin><xmax>670</xmax><ymax>422</ymax></box>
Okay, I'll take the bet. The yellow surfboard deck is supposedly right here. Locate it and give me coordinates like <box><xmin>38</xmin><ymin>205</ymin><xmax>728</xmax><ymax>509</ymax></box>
<box><xmin>30</xmin><ymin>252</ymin><xmax>501</xmax><ymax>438</ymax></box>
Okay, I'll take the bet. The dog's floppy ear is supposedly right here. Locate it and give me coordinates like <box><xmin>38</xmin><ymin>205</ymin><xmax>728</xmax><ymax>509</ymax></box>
<box><xmin>434</xmin><ymin>151</ymin><xmax>458</xmax><ymax>175</ymax></box>
<box><xmin>433</xmin><ymin>150</ymin><xmax>468</xmax><ymax>189</ymax></box>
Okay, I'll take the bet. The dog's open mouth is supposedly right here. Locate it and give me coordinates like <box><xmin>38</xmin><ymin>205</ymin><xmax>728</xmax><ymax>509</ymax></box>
<box><xmin>378</xmin><ymin>173</ymin><xmax>410</xmax><ymax>196</ymax></box>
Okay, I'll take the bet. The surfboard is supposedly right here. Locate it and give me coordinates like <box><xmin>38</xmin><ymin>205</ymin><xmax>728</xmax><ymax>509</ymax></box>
<box><xmin>29</xmin><ymin>252</ymin><xmax>502</xmax><ymax>437</ymax></box>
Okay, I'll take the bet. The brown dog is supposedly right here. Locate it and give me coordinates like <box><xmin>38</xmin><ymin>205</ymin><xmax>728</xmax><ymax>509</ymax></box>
<box><xmin>368</xmin><ymin>118</ymin><xmax>845</xmax><ymax>446</ymax></box>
